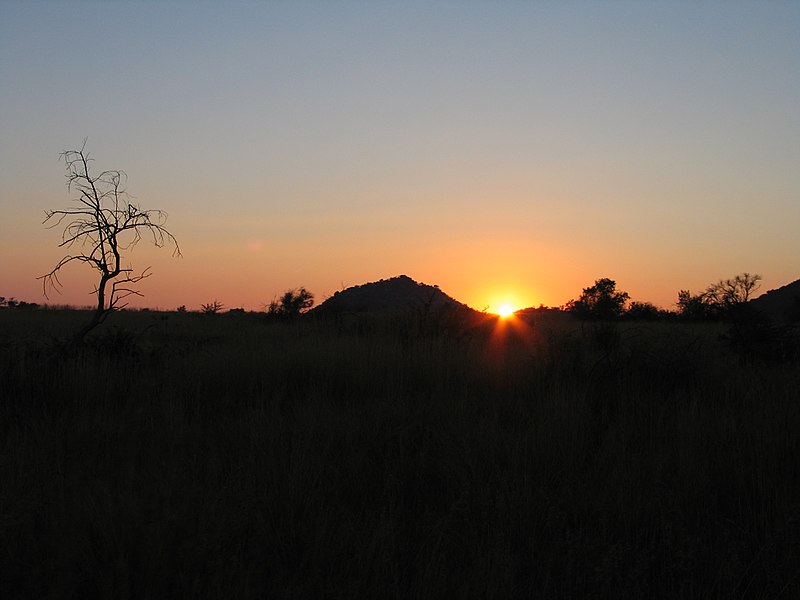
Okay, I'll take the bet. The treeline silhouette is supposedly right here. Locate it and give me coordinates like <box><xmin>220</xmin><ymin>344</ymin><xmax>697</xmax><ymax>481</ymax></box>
<box><xmin>0</xmin><ymin>295</ymin><xmax>39</xmax><ymax>310</ymax></box>
<box><xmin>8</xmin><ymin>271</ymin><xmax>795</xmax><ymax>325</ymax></box>
<box><xmin>1</xmin><ymin>275</ymin><xmax>799</xmax><ymax>598</ymax></box>
<box><xmin>566</xmin><ymin>273</ymin><xmax>767</xmax><ymax>322</ymax></box>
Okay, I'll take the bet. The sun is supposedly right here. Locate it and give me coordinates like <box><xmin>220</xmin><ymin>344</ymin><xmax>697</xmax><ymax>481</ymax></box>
<box><xmin>497</xmin><ymin>304</ymin><xmax>517</xmax><ymax>318</ymax></box>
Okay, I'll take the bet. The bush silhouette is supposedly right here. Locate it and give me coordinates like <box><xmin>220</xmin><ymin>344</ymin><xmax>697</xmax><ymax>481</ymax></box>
<box><xmin>201</xmin><ymin>300</ymin><xmax>224</xmax><ymax>315</ymax></box>
<box><xmin>266</xmin><ymin>287</ymin><xmax>314</xmax><ymax>317</ymax></box>
<box><xmin>566</xmin><ymin>278</ymin><xmax>629</xmax><ymax>320</ymax></box>
<box><xmin>678</xmin><ymin>273</ymin><xmax>761</xmax><ymax>321</ymax></box>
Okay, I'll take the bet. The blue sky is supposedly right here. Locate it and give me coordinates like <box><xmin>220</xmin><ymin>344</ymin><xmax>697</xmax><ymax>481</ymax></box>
<box><xmin>2</xmin><ymin>1</ymin><xmax>798</xmax><ymax>310</ymax></box>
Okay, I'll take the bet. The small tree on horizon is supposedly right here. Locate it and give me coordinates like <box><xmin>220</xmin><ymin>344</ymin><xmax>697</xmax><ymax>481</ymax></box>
<box><xmin>201</xmin><ymin>300</ymin><xmax>225</xmax><ymax>315</ymax></box>
<box><xmin>566</xmin><ymin>278</ymin><xmax>629</xmax><ymax>320</ymax></box>
<box><xmin>40</xmin><ymin>141</ymin><xmax>180</xmax><ymax>341</ymax></box>
<box><xmin>705</xmin><ymin>273</ymin><xmax>762</xmax><ymax>309</ymax></box>
<box><xmin>266</xmin><ymin>287</ymin><xmax>314</xmax><ymax>317</ymax></box>
<box><xmin>677</xmin><ymin>273</ymin><xmax>762</xmax><ymax>320</ymax></box>
<box><xmin>677</xmin><ymin>290</ymin><xmax>715</xmax><ymax>320</ymax></box>
<box><xmin>626</xmin><ymin>301</ymin><xmax>667</xmax><ymax>320</ymax></box>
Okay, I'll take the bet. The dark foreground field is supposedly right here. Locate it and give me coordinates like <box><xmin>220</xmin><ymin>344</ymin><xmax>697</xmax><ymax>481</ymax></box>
<box><xmin>1</xmin><ymin>308</ymin><xmax>799</xmax><ymax>599</ymax></box>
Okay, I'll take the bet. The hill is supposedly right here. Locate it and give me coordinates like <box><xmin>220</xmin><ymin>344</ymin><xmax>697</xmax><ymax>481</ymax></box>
<box><xmin>311</xmin><ymin>275</ymin><xmax>474</xmax><ymax>316</ymax></box>
<box><xmin>750</xmin><ymin>279</ymin><xmax>800</xmax><ymax>322</ymax></box>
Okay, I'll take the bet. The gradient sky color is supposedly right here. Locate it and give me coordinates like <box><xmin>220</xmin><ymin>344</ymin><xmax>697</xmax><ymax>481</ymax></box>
<box><xmin>1</xmin><ymin>1</ymin><xmax>798</xmax><ymax>312</ymax></box>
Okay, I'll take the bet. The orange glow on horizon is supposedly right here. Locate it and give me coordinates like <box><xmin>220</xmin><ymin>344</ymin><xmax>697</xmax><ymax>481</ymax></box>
<box><xmin>496</xmin><ymin>304</ymin><xmax>517</xmax><ymax>318</ymax></box>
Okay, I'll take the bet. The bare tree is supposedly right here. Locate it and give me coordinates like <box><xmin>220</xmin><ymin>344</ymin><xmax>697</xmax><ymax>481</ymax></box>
<box><xmin>677</xmin><ymin>273</ymin><xmax>762</xmax><ymax>320</ymax></box>
<box><xmin>40</xmin><ymin>141</ymin><xmax>181</xmax><ymax>341</ymax></box>
<box><xmin>704</xmin><ymin>273</ymin><xmax>762</xmax><ymax>308</ymax></box>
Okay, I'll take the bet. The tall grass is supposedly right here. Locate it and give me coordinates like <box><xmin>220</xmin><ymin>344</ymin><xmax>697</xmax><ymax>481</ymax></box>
<box><xmin>1</xmin><ymin>309</ymin><xmax>798</xmax><ymax>598</ymax></box>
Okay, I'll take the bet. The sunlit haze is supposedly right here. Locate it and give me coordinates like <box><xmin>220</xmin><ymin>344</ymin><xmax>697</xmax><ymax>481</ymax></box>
<box><xmin>1</xmin><ymin>2</ymin><xmax>798</xmax><ymax>311</ymax></box>
<box><xmin>497</xmin><ymin>304</ymin><xmax>517</xmax><ymax>319</ymax></box>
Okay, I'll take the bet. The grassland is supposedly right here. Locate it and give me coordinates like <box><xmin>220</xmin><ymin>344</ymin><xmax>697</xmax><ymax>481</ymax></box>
<box><xmin>1</xmin><ymin>308</ymin><xmax>799</xmax><ymax>598</ymax></box>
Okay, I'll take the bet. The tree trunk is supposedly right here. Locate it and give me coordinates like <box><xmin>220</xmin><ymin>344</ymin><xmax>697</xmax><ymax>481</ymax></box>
<box><xmin>73</xmin><ymin>275</ymin><xmax>110</xmax><ymax>344</ymax></box>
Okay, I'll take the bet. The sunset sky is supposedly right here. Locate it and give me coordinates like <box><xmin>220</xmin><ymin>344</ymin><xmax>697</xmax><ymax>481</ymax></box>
<box><xmin>1</xmin><ymin>1</ymin><xmax>798</xmax><ymax>313</ymax></box>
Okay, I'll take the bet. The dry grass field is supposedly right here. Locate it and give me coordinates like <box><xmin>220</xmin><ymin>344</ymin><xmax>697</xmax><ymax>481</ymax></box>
<box><xmin>1</xmin><ymin>307</ymin><xmax>799</xmax><ymax>598</ymax></box>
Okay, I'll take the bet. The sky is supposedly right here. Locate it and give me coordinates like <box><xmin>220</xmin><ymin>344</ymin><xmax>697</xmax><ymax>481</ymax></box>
<box><xmin>1</xmin><ymin>1</ymin><xmax>798</xmax><ymax>313</ymax></box>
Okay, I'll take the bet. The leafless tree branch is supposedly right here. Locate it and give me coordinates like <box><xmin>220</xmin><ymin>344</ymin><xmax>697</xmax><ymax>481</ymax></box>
<box><xmin>39</xmin><ymin>142</ymin><xmax>181</xmax><ymax>342</ymax></box>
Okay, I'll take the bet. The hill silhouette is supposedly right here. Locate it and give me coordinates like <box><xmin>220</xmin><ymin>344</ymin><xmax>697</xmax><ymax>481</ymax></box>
<box><xmin>750</xmin><ymin>278</ymin><xmax>800</xmax><ymax>322</ymax></box>
<box><xmin>311</xmin><ymin>275</ymin><xmax>474</xmax><ymax>316</ymax></box>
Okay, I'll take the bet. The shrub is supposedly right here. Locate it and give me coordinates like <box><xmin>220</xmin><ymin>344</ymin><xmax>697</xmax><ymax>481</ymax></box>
<box><xmin>201</xmin><ymin>300</ymin><xmax>225</xmax><ymax>315</ymax></box>
<box><xmin>266</xmin><ymin>287</ymin><xmax>314</xmax><ymax>317</ymax></box>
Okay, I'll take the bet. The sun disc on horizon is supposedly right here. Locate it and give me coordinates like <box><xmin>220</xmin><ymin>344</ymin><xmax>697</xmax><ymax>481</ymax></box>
<box><xmin>497</xmin><ymin>304</ymin><xmax>516</xmax><ymax>318</ymax></box>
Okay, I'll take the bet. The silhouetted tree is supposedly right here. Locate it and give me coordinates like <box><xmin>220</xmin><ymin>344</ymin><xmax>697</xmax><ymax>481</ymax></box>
<box><xmin>267</xmin><ymin>287</ymin><xmax>314</xmax><ymax>316</ymax></box>
<box><xmin>705</xmin><ymin>273</ymin><xmax>761</xmax><ymax>311</ymax></box>
<box><xmin>0</xmin><ymin>296</ymin><xmax>37</xmax><ymax>309</ymax></box>
<box><xmin>706</xmin><ymin>274</ymin><xmax>770</xmax><ymax>356</ymax></box>
<box><xmin>677</xmin><ymin>273</ymin><xmax>762</xmax><ymax>321</ymax></box>
<box><xmin>40</xmin><ymin>141</ymin><xmax>180</xmax><ymax>341</ymax></box>
<box><xmin>677</xmin><ymin>290</ymin><xmax>716</xmax><ymax>320</ymax></box>
<box><xmin>567</xmin><ymin>278</ymin><xmax>629</xmax><ymax>320</ymax></box>
<box><xmin>201</xmin><ymin>300</ymin><xmax>225</xmax><ymax>315</ymax></box>
<box><xmin>626</xmin><ymin>301</ymin><xmax>666</xmax><ymax>320</ymax></box>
